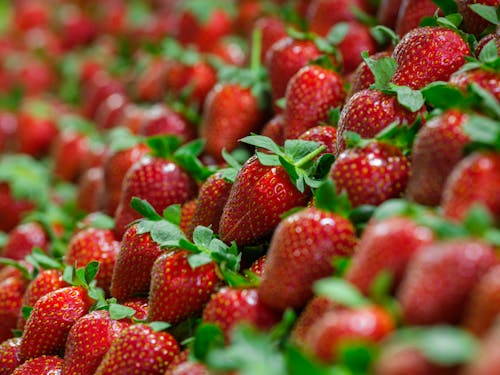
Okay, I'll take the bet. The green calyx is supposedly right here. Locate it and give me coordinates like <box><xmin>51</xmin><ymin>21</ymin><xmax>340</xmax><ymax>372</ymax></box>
<box><xmin>313</xmin><ymin>179</ymin><xmax>351</xmax><ymax>217</ymax></box>
<box><xmin>460</xmin><ymin>39</ymin><xmax>500</xmax><ymax>73</ymax></box>
<box><xmin>160</xmin><ymin>38</ymin><xmax>202</xmax><ymax>66</ymax></box>
<box><xmin>219</xmin><ymin>149</ymin><xmax>244</xmax><ymax>183</ymax></box>
<box><xmin>107</xmin><ymin>126</ymin><xmax>144</xmax><ymax>153</ymax></box>
<box><xmin>178</xmin><ymin>0</ymin><xmax>236</xmax><ymax>25</ymax></box>
<box><xmin>240</xmin><ymin>135</ymin><xmax>334</xmax><ymax>193</ymax></box>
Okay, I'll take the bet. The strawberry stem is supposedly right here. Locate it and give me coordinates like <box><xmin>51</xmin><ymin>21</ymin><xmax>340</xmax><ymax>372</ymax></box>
<box><xmin>295</xmin><ymin>145</ymin><xmax>327</xmax><ymax>168</ymax></box>
<box><xmin>250</xmin><ymin>29</ymin><xmax>262</xmax><ymax>75</ymax></box>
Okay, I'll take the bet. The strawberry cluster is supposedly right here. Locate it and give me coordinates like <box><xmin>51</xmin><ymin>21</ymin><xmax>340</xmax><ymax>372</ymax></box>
<box><xmin>0</xmin><ymin>0</ymin><xmax>498</xmax><ymax>374</ymax></box>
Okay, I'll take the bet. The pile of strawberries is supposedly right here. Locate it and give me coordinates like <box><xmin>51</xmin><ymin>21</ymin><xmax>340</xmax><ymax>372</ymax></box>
<box><xmin>0</xmin><ymin>0</ymin><xmax>499</xmax><ymax>373</ymax></box>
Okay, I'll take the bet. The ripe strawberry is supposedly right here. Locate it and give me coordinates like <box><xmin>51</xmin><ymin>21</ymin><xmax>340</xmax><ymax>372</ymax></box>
<box><xmin>462</xmin><ymin>323</ymin><xmax>500</xmax><ymax>375</ymax></box>
<box><xmin>134</xmin><ymin>56</ymin><xmax>168</xmax><ymax>102</ymax></box>
<box><xmin>305</xmin><ymin>306</ymin><xmax>394</xmax><ymax>363</ymax></box>
<box><xmin>397</xmin><ymin>239</ymin><xmax>498</xmax><ymax>325</ymax></box>
<box><xmin>391</xmin><ymin>27</ymin><xmax>470</xmax><ymax>90</ymax></box>
<box><xmin>62</xmin><ymin>310</ymin><xmax>129</xmax><ymax>375</ymax></box>
<box><xmin>2</xmin><ymin>222</ymin><xmax>49</xmax><ymax>262</ymax></box>
<box><xmin>249</xmin><ymin>255</ymin><xmax>267</xmax><ymax>277</ymax></box>
<box><xmin>180</xmin><ymin>199</ymin><xmax>198</xmax><ymax>235</ymax></box>
<box><xmin>0</xmin><ymin>337</ymin><xmax>22</xmax><ymax>375</ymax></box>
<box><xmin>64</xmin><ymin>228</ymin><xmax>120</xmax><ymax>294</ymax></box>
<box><xmin>377</xmin><ymin>0</ymin><xmax>403</xmax><ymax>29</ymax></box>
<box><xmin>458</xmin><ymin>0</ymin><xmax>500</xmax><ymax>36</ymax></box>
<box><xmin>450</xmin><ymin>68</ymin><xmax>500</xmax><ymax>102</ymax></box>
<box><xmin>82</xmin><ymin>71</ymin><xmax>125</xmax><ymax>120</ymax></box>
<box><xmin>165</xmin><ymin>353</ymin><xmax>210</xmax><ymax>375</ymax></box>
<box><xmin>148</xmin><ymin>250</ymin><xmax>220</xmax><ymax>324</ymax></box>
<box><xmin>11</xmin><ymin>355</ymin><xmax>63</xmax><ymax>375</ymax></box>
<box><xmin>348</xmin><ymin>51</ymin><xmax>391</xmax><ymax>98</ymax></box>
<box><xmin>139</xmin><ymin>104</ymin><xmax>196</xmax><ymax>144</ymax></box>
<box><xmin>76</xmin><ymin>166</ymin><xmax>105</xmax><ymax>212</ymax></box>
<box><xmin>0</xmin><ymin>184</ymin><xmax>35</xmax><ymax>233</ymax></box>
<box><xmin>260</xmin><ymin>114</ymin><xmax>285</xmax><ymax>146</ymax></box>
<box><xmin>202</xmin><ymin>287</ymin><xmax>281</xmax><ymax>341</ymax></box>
<box><xmin>298</xmin><ymin>125</ymin><xmax>338</xmax><ymax>155</ymax></box>
<box><xmin>441</xmin><ymin>152</ymin><xmax>500</xmax><ymax>222</ymax></box>
<box><xmin>346</xmin><ymin>216</ymin><xmax>435</xmax><ymax>295</ymax></box>
<box><xmin>94</xmin><ymin>324</ymin><xmax>180</xmax><ymax>374</ymax></box>
<box><xmin>395</xmin><ymin>0</ymin><xmax>438</xmax><ymax>36</ymax></box>
<box><xmin>254</xmin><ymin>16</ymin><xmax>287</xmax><ymax>63</ymax></box>
<box><xmin>94</xmin><ymin>92</ymin><xmax>130</xmax><ymax>130</ymax></box>
<box><xmin>122</xmin><ymin>297</ymin><xmax>149</xmax><ymax>320</ymax></box>
<box><xmin>331</xmin><ymin>138</ymin><xmax>410</xmax><ymax>207</ymax></box>
<box><xmin>406</xmin><ymin>110</ymin><xmax>470</xmax><ymax>206</ymax></box>
<box><xmin>283</xmin><ymin>64</ymin><xmax>346</xmax><ymax>140</ymax></box>
<box><xmin>258</xmin><ymin>180</ymin><xmax>357</xmax><ymax>311</ymax></box>
<box><xmin>306</xmin><ymin>0</ymin><xmax>367</xmax><ymax>36</ymax></box>
<box><xmin>463</xmin><ymin>265</ymin><xmax>500</xmax><ymax>336</ymax></box>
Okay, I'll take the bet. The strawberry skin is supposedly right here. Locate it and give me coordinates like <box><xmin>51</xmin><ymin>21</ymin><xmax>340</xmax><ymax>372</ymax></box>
<box><xmin>284</xmin><ymin>65</ymin><xmax>346</xmax><ymax>140</ymax></box>
<box><xmin>0</xmin><ymin>184</ymin><xmax>35</xmax><ymax>232</ymax></box>
<box><xmin>305</xmin><ymin>306</ymin><xmax>394</xmax><ymax>363</ymax></box>
<box><xmin>450</xmin><ymin>69</ymin><xmax>500</xmax><ymax>103</ymax></box>
<box><xmin>458</xmin><ymin>0</ymin><xmax>500</xmax><ymax>36</ymax></box>
<box><xmin>94</xmin><ymin>324</ymin><xmax>180</xmax><ymax>375</ymax></box>
<box><xmin>200</xmin><ymin>83</ymin><xmax>264</xmax><ymax>161</ymax></box>
<box><xmin>395</xmin><ymin>0</ymin><xmax>438</xmax><ymax>36</ymax></box>
<box><xmin>20</xmin><ymin>286</ymin><xmax>94</xmax><ymax>360</ymax></box>
<box><xmin>187</xmin><ymin>172</ymin><xmax>232</xmax><ymax>239</ymax></box>
<box><xmin>348</xmin><ymin>51</ymin><xmax>391</xmax><ymax>99</ymax></box>
<box><xmin>377</xmin><ymin>0</ymin><xmax>403</xmax><ymax>29</ymax></box>
<box><xmin>76</xmin><ymin>166</ymin><xmax>105</xmax><ymax>213</ymax></box>
<box><xmin>11</xmin><ymin>355</ymin><xmax>63</xmax><ymax>375</ymax></box>
<box><xmin>306</xmin><ymin>0</ymin><xmax>367</xmax><ymax>36</ymax></box>
<box><xmin>0</xmin><ymin>337</ymin><xmax>22</xmax><ymax>375</ymax></box>
<box><xmin>62</xmin><ymin>310</ymin><xmax>129</xmax><ymax>375</ymax></box>
<box><xmin>337</xmin><ymin>21</ymin><xmax>377</xmax><ymax>75</ymax></box>
<box><xmin>65</xmin><ymin>228</ymin><xmax>120</xmax><ymax>294</ymax></box>
<box><xmin>140</xmin><ymin>104</ymin><xmax>196</xmax><ymax>144</ymax></box>
<box><xmin>391</xmin><ymin>26</ymin><xmax>470</xmax><ymax>90</ymax></box>
<box><xmin>336</xmin><ymin>89</ymin><xmax>423</xmax><ymax>154</ymax></box>
<box><xmin>180</xmin><ymin>199</ymin><xmax>198</xmax><ymax>235</ymax></box>
<box><xmin>219</xmin><ymin>155</ymin><xmax>311</xmax><ymax>246</ymax></box>
<box><xmin>148</xmin><ymin>251</ymin><xmax>220</xmax><ymax>324</ymax></box>
<box><xmin>346</xmin><ymin>217</ymin><xmax>435</xmax><ymax>295</ymax></box>
<box><xmin>463</xmin><ymin>265</ymin><xmax>500</xmax><ymax>336</ymax></box>
<box><xmin>331</xmin><ymin>141</ymin><xmax>410</xmax><ymax>207</ymax></box>
<box><xmin>261</xmin><ymin>114</ymin><xmax>285</xmax><ymax>146</ymax></box>
<box><xmin>258</xmin><ymin>207</ymin><xmax>357</xmax><ymax>311</ymax></box>
<box><xmin>2</xmin><ymin>222</ymin><xmax>49</xmax><ymax>261</ymax></box>
<box><xmin>110</xmin><ymin>223</ymin><xmax>163</xmax><ymax>301</ymax></box>
<box><xmin>441</xmin><ymin>152</ymin><xmax>500</xmax><ymax>223</ymax></box>
<box><xmin>397</xmin><ymin>240</ymin><xmax>498</xmax><ymax>325</ymax></box>
<box><xmin>254</xmin><ymin>16</ymin><xmax>287</xmax><ymax>63</ymax></box>
<box><xmin>114</xmin><ymin>155</ymin><xmax>198</xmax><ymax>238</ymax></box>
<box><xmin>0</xmin><ymin>273</ymin><xmax>28</xmax><ymax>342</ymax></box>
<box><xmin>298</xmin><ymin>125</ymin><xmax>338</xmax><ymax>155</ymax></box>
<box><xmin>406</xmin><ymin>110</ymin><xmax>470</xmax><ymax>206</ymax></box>
<box><xmin>202</xmin><ymin>287</ymin><xmax>281</xmax><ymax>341</ymax></box>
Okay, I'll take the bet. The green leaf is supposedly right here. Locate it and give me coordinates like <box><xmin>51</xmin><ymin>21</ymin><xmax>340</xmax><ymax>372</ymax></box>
<box><xmin>0</xmin><ymin>258</ymin><xmax>32</xmax><ymax>280</ymax></box>
<box><xmin>286</xmin><ymin>345</ymin><xmax>332</xmax><ymax>375</ymax></box>
<box><xmin>192</xmin><ymin>226</ymin><xmax>214</xmax><ymax>248</ymax></box>
<box><xmin>163</xmin><ymin>204</ymin><xmax>182</xmax><ymax>226</ymax></box>
<box><xmin>74</xmin><ymin>267</ymin><xmax>88</xmax><ymax>287</ymax></box>
<box><xmin>22</xmin><ymin>306</ymin><xmax>33</xmax><ymax>321</ymax></box>
<box><xmin>363</xmin><ymin>52</ymin><xmax>397</xmax><ymax>90</ymax></box>
<box><xmin>469</xmin><ymin>84</ymin><xmax>500</xmax><ymax>119</ymax></box>
<box><xmin>187</xmin><ymin>253</ymin><xmax>213</xmax><ymax>269</ymax></box>
<box><xmin>463</xmin><ymin>114</ymin><xmax>500</xmax><ymax>146</ymax></box>
<box><xmin>370</xmin><ymin>25</ymin><xmax>400</xmax><ymax>47</ymax></box>
<box><xmin>84</xmin><ymin>261</ymin><xmax>100</xmax><ymax>285</ymax></box>
<box><xmin>479</xmin><ymin>39</ymin><xmax>499</xmax><ymax>64</ymax></box>
<box><xmin>136</xmin><ymin>219</ymin><xmax>187</xmax><ymax>248</ymax></box>
<box><xmin>314</xmin><ymin>277</ymin><xmax>368</xmax><ymax>308</ymax></box>
<box><xmin>107</xmin><ymin>127</ymin><xmax>143</xmax><ymax>153</ymax></box>
<box><xmin>130</xmin><ymin>197</ymin><xmax>163</xmax><ymax>221</ymax></box>
<box><xmin>240</xmin><ymin>135</ymin><xmax>282</xmax><ymax>154</ymax></box>
<box><xmin>337</xmin><ymin>341</ymin><xmax>378</xmax><ymax>374</ymax></box>
<box><xmin>30</xmin><ymin>248</ymin><xmax>62</xmax><ymax>270</ymax></box>
<box><xmin>369</xmin><ymin>270</ymin><xmax>394</xmax><ymax>304</ymax></box>
<box><xmin>463</xmin><ymin>204</ymin><xmax>493</xmax><ymax>237</ymax></box>
<box><xmin>255</xmin><ymin>152</ymin><xmax>280</xmax><ymax>166</ymax></box>
<box><xmin>269</xmin><ymin>309</ymin><xmax>296</xmax><ymax>344</ymax></box>
<box><xmin>332</xmin><ymin>256</ymin><xmax>352</xmax><ymax>277</ymax></box>
<box><xmin>193</xmin><ymin>323</ymin><xmax>225</xmax><ymax>362</ymax></box>
<box><xmin>422</xmin><ymin>82</ymin><xmax>465</xmax><ymax>109</ymax></box>
<box><xmin>222</xmin><ymin>149</ymin><xmax>243</xmax><ymax>170</ymax></box>
<box><xmin>327</xmin><ymin>22</ymin><xmax>350</xmax><ymax>45</ymax></box>
<box><xmin>146</xmin><ymin>135</ymin><xmax>181</xmax><ymax>158</ymax></box>
<box><xmin>436</xmin><ymin>13</ymin><xmax>463</xmax><ymax>28</ymax></box>
<box><xmin>284</xmin><ymin>140</ymin><xmax>321</xmax><ymax>163</ymax></box>
<box><xmin>469</xmin><ymin>4</ymin><xmax>499</xmax><ymax>25</ymax></box>
<box><xmin>432</xmin><ymin>0</ymin><xmax>458</xmax><ymax>15</ymax></box>
<box><xmin>109</xmin><ymin>303</ymin><xmax>137</xmax><ymax>320</ymax></box>
<box><xmin>389</xmin><ymin>84</ymin><xmax>425</xmax><ymax>112</ymax></box>
<box><xmin>149</xmin><ymin>321</ymin><xmax>171</xmax><ymax>332</ymax></box>
<box><xmin>63</xmin><ymin>265</ymin><xmax>74</xmax><ymax>285</ymax></box>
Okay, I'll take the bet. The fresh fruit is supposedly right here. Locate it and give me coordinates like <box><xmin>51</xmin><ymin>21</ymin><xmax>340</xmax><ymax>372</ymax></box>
<box><xmin>0</xmin><ymin>337</ymin><xmax>22</xmax><ymax>375</ymax></box>
<box><xmin>11</xmin><ymin>355</ymin><xmax>63</xmax><ymax>375</ymax></box>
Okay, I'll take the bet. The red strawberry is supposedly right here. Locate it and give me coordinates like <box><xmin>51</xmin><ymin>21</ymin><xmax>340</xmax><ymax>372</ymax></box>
<box><xmin>62</xmin><ymin>310</ymin><xmax>129</xmax><ymax>375</ymax></box>
<box><xmin>298</xmin><ymin>125</ymin><xmax>338</xmax><ymax>155</ymax></box>
<box><xmin>348</xmin><ymin>51</ymin><xmax>391</xmax><ymax>98</ymax></box>
<box><xmin>139</xmin><ymin>104</ymin><xmax>196</xmax><ymax>144</ymax></box>
<box><xmin>463</xmin><ymin>265</ymin><xmax>500</xmax><ymax>336</ymax></box>
<box><xmin>249</xmin><ymin>255</ymin><xmax>267</xmax><ymax>277</ymax></box>
<box><xmin>51</xmin><ymin>130</ymin><xmax>90</xmax><ymax>183</ymax></box>
<box><xmin>12</xmin><ymin>355</ymin><xmax>63</xmax><ymax>375</ymax></box>
<box><xmin>397</xmin><ymin>239</ymin><xmax>498</xmax><ymax>325</ymax></box>
<box><xmin>305</xmin><ymin>306</ymin><xmax>394</xmax><ymax>363</ymax></box>
<box><xmin>331</xmin><ymin>139</ymin><xmax>410</xmax><ymax>207</ymax></box>
<box><xmin>458</xmin><ymin>0</ymin><xmax>500</xmax><ymax>36</ymax></box>
<box><xmin>306</xmin><ymin>0</ymin><xmax>367</xmax><ymax>36</ymax></box>
<box><xmin>377</xmin><ymin>0</ymin><xmax>403</xmax><ymax>29</ymax></box>
<box><xmin>391</xmin><ymin>27</ymin><xmax>470</xmax><ymax>90</ymax></box>
<box><xmin>450</xmin><ymin>68</ymin><xmax>500</xmax><ymax>102</ymax></box>
<box><xmin>122</xmin><ymin>297</ymin><xmax>149</xmax><ymax>321</ymax></box>
<box><xmin>462</xmin><ymin>323</ymin><xmax>500</xmax><ymax>375</ymax></box>
<box><xmin>148</xmin><ymin>250</ymin><xmax>220</xmax><ymax>324</ymax></box>
<box><xmin>20</xmin><ymin>286</ymin><xmax>94</xmax><ymax>360</ymax></box>
<box><xmin>441</xmin><ymin>152</ymin><xmax>500</xmax><ymax>222</ymax></box>
<box><xmin>254</xmin><ymin>16</ymin><xmax>287</xmax><ymax>63</ymax></box>
<box><xmin>202</xmin><ymin>287</ymin><xmax>281</xmax><ymax>341</ymax></box>
<box><xmin>94</xmin><ymin>324</ymin><xmax>180</xmax><ymax>375</ymax></box>
<box><xmin>0</xmin><ymin>272</ymin><xmax>28</xmax><ymax>343</ymax></box>
<box><xmin>180</xmin><ymin>199</ymin><xmax>198</xmax><ymax>235</ymax></box>
<box><xmin>346</xmin><ymin>216</ymin><xmax>435</xmax><ymax>295</ymax></box>
<box><xmin>283</xmin><ymin>64</ymin><xmax>346</xmax><ymax>140</ymax></box>
<box><xmin>406</xmin><ymin>110</ymin><xmax>470</xmax><ymax>206</ymax></box>
<box><xmin>261</xmin><ymin>114</ymin><xmax>285</xmax><ymax>146</ymax></box>
<box><xmin>395</xmin><ymin>0</ymin><xmax>438</xmax><ymax>36</ymax></box>
<box><xmin>2</xmin><ymin>222</ymin><xmax>49</xmax><ymax>262</ymax></box>
<box><xmin>82</xmin><ymin>72</ymin><xmax>125</xmax><ymax>120</ymax></box>
<box><xmin>76</xmin><ymin>167</ymin><xmax>105</xmax><ymax>213</ymax></box>
<box><xmin>134</xmin><ymin>57</ymin><xmax>168</xmax><ymax>102</ymax></box>
<box><xmin>165</xmin><ymin>353</ymin><xmax>210</xmax><ymax>375</ymax></box>
<box><xmin>0</xmin><ymin>337</ymin><xmax>22</xmax><ymax>375</ymax></box>
<box><xmin>258</xmin><ymin>181</ymin><xmax>357</xmax><ymax>311</ymax></box>
<box><xmin>94</xmin><ymin>92</ymin><xmax>130</xmax><ymax>130</ymax></box>
<box><xmin>0</xmin><ymin>184</ymin><xmax>35</xmax><ymax>233</ymax></box>
<box><xmin>64</xmin><ymin>228</ymin><xmax>120</xmax><ymax>294</ymax></box>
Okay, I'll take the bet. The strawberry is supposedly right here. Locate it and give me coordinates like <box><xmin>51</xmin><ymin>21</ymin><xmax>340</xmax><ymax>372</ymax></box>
<box><xmin>283</xmin><ymin>64</ymin><xmax>346</xmax><ymax>140</ymax></box>
<box><xmin>219</xmin><ymin>135</ymin><xmax>330</xmax><ymax>246</ymax></box>
<box><xmin>391</xmin><ymin>27</ymin><xmax>471</xmax><ymax>90</ymax></box>
<box><xmin>134</xmin><ymin>56</ymin><xmax>168</xmax><ymax>102</ymax></box>
<box><xmin>298</xmin><ymin>125</ymin><xmax>338</xmax><ymax>155</ymax></box>
<box><xmin>62</xmin><ymin>310</ymin><xmax>129</xmax><ymax>375</ymax></box>
<box><xmin>94</xmin><ymin>323</ymin><xmax>180</xmax><ymax>375</ymax></box>
<box><xmin>331</xmin><ymin>130</ymin><xmax>411</xmax><ymax>207</ymax></box>
<box><xmin>254</xmin><ymin>16</ymin><xmax>287</xmax><ymax>63</ymax></box>
<box><xmin>0</xmin><ymin>184</ymin><xmax>35</xmax><ymax>233</ymax></box>
<box><xmin>306</xmin><ymin>0</ymin><xmax>368</xmax><ymax>37</ymax></box>
<box><xmin>462</xmin><ymin>323</ymin><xmax>500</xmax><ymax>375</ymax></box>
<box><xmin>180</xmin><ymin>199</ymin><xmax>198</xmax><ymax>235</ymax></box>
<box><xmin>139</xmin><ymin>104</ymin><xmax>196</xmax><ymax>144</ymax></box>
<box><xmin>397</xmin><ymin>239</ymin><xmax>498</xmax><ymax>325</ymax></box>
<box><xmin>2</xmin><ymin>222</ymin><xmax>49</xmax><ymax>262</ymax></box>
<box><xmin>377</xmin><ymin>0</ymin><xmax>403</xmax><ymax>29</ymax></box>
<box><xmin>0</xmin><ymin>337</ymin><xmax>22</xmax><ymax>375</ymax></box>
<box><xmin>0</xmin><ymin>272</ymin><xmax>28</xmax><ymax>342</ymax></box>
<box><xmin>304</xmin><ymin>305</ymin><xmax>394</xmax><ymax>363</ymax></box>
<box><xmin>441</xmin><ymin>152</ymin><xmax>500</xmax><ymax>222</ymax></box>
<box><xmin>346</xmin><ymin>215</ymin><xmax>435</xmax><ymax>295</ymax></box>
<box><xmin>463</xmin><ymin>265</ymin><xmax>500</xmax><ymax>336</ymax></box>
<box><xmin>258</xmin><ymin>180</ymin><xmax>357</xmax><ymax>311</ymax></box>
<box><xmin>406</xmin><ymin>110</ymin><xmax>470</xmax><ymax>206</ymax></box>
<box><xmin>394</xmin><ymin>0</ymin><xmax>438</xmax><ymax>36</ymax></box>
<box><xmin>122</xmin><ymin>297</ymin><xmax>149</xmax><ymax>320</ymax></box>
<box><xmin>64</xmin><ymin>228</ymin><xmax>120</xmax><ymax>294</ymax></box>
<box><xmin>82</xmin><ymin>71</ymin><xmax>125</xmax><ymax>120</ymax></box>
<box><xmin>260</xmin><ymin>114</ymin><xmax>285</xmax><ymax>146</ymax></box>
<box><xmin>458</xmin><ymin>0</ymin><xmax>500</xmax><ymax>36</ymax></box>
<box><xmin>348</xmin><ymin>51</ymin><xmax>391</xmax><ymax>98</ymax></box>
<box><xmin>94</xmin><ymin>92</ymin><xmax>130</xmax><ymax>130</ymax></box>
<box><xmin>11</xmin><ymin>355</ymin><xmax>63</xmax><ymax>375</ymax></box>
<box><xmin>76</xmin><ymin>167</ymin><xmax>105</xmax><ymax>213</ymax></box>
<box><xmin>248</xmin><ymin>255</ymin><xmax>267</xmax><ymax>277</ymax></box>
<box><xmin>202</xmin><ymin>287</ymin><xmax>281</xmax><ymax>341</ymax></box>
<box><xmin>113</xmin><ymin>136</ymin><xmax>203</xmax><ymax>238</ymax></box>
<box><xmin>165</xmin><ymin>353</ymin><xmax>210</xmax><ymax>375</ymax></box>
<box><xmin>450</xmin><ymin>68</ymin><xmax>500</xmax><ymax>102</ymax></box>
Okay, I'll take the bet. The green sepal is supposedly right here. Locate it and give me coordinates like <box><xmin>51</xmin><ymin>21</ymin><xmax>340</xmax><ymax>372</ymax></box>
<box><xmin>77</xmin><ymin>213</ymin><xmax>115</xmax><ymax>231</ymax></box>
<box><xmin>463</xmin><ymin>114</ymin><xmax>500</xmax><ymax>152</ymax></box>
<box><xmin>421</xmin><ymin>81</ymin><xmax>466</xmax><ymax>110</ymax></box>
<box><xmin>108</xmin><ymin>303</ymin><xmax>137</xmax><ymax>320</ymax></box>
<box><xmin>350</xmin><ymin>5</ymin><xmax>378</xmax><ymax>27</ymax></box>
<box><xmin>469</xmin><ymin>4</ymin><xmax>499</xmax><ymax>25</ymax></box>
<box><xmin>0</xmin><ymin>86</ymin><xmax>22</xmax><ymax>111</ymax></box>
<box><xmin>178</xmin><ymin>0</ymin><xmax>236</xmax><ymax>25</ymax></box>
<box><xmin>285</xmin><ymin>345</ymin><xmax>334</xmax><ymax>375</ymax></box>
<box><xmin>362</xmin><ymin>51</ymin><xmax>398</xmax><ymax>91</ymax></box>
<box><xmin>22</xmin><ymin>306</ymin><xmax>33</xmax><ymax>321</ymax></box>
<box><xmin>326</xmin><ymin>23</ymin><xmax>349</xmax><ymax>45</ymax></box>
<box><xmin>314</xmin><ymin>179</ymin><xmax>352</xmax><ymax>217</ymax></box>
<box><xmin>25</xmin><ymin>247</ymin><xmax>63</xmax><ymax>271</ymax></box>
<box><xmin>462</xmin><ymin>204</ymin><xmax>495</xmax><ymax>237</ymax></box>
<box><xmin>163</xmin><ymin>204</ymin><xmax>182</xmax><ymax>226</ymax></box>
<box><xmin>193</xmin><ymin>323</ymin><xmax>226</xmax><ymax>362</ymax></box>
<box><xmin>131</xmin><ymin>197</ymin><xmax>163</xmax><ymax>221</ymax></box>
<box><xmin>336</xmin><ymin>341</ymin><xmax>379</xmax><ymax>375</ymax></box>
<box><xmin>149</xmin><ymin>321</ymin><xmax>172</xmax><ymax>332</ymax></box>
<box><xmin>0</xmin><ymin>232</ymin><xmax>7</xmax><ymax>248</ymax></box>
<box><xmin>370</xmin><ymin>25</ymin><xmax>400</xmax><ymax>47</ymax></box>
<box><xmin>107</xmin><ymin>127</ymin><xmax>144</xmax><ymax>153</ymax></box>
<box><xmin>332</xmin><ymin>256</ymin><xmax>352</xmax><ymax>278</ymax></box>
<box><xmin>432</xmin><ymin>0</ymin><xmax>458</xmax><ymax>15</ymax></box>
<box><xmin>0</xmin><ymin>258</ymin><xmax>33</xmax><ymax>280</ymax></box>
<box><xmin>387</xmin><ymin>84</ymin><xmax>425</xmax><ymax>113</ymax></box>
<box><xmin>173</xmin><ymin>139</ymin><xmax>217</xmax><ymax>182</ymax></box>
<box><xmin>269</xmin><ymin>309</ymin><xmax>296</xmax><ymax>345</ymax></box>
<box><xmin>219</xmin><ymin>149</ymin><xmax>243</xmax><ymax>183</ymax></box>
<box><xmin>146</xmin><ymin>135</ymin><xmax>182</xmax><ymax>159</ymax></box>
<box><xmin>313</xmin><ymin>277</ymin><xmax>369</xmax><ymax>308</ymax></box>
